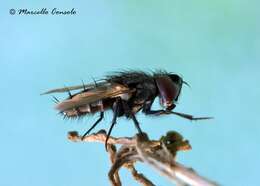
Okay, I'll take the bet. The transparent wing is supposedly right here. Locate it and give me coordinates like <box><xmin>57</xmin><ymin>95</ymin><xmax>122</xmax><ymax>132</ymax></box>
<box><xmin>55</xmin><ymin>83</ymin><xmax>133</xmax><ymax>112</ymax></box>
<box><xmin>41</xmin><ymin>81</ymin><xmax>109</xmax><ymax>95</ymax></box>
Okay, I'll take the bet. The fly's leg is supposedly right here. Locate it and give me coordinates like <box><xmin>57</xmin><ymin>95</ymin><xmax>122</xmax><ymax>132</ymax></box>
<box><xmin>122</xmin><ymin>101</ymin><xmax>143</xmax><ymax>134</ymax></box>
<box><xmin>143</xmin><ymin>100</ymin><xmax>212</xmax><ymax>120</ymax></box>
<box><xmin>81</xmin><ymin>112</ymin><xmax>104</xmax><ymax>140</ymax></box>
<box><xmin>143</xmin><ymin>110</ymin><xmax>173</xmax><ymax>116</ymax></box>
<box><xmin>131</xmin><ymin>113</ymin><xmax>143</xmax><ymax>134</ymax></box>
<box><xmin>105</xmin><ymin>99</ymin><xmax>120</xmax><ymax>150</ymax></box>
<box><xmin>81</xmin><ymin>100</ymin><xmax>104</xmax><ymax>140</ymax></box>
<box><xmin>142</xmin><ymin>100</ymin><xmax>172</xmax><ymax>116</ymax></box>
<box><xmin>143</xmin><ymin>109</ymin><xmax>172</xmax><ymax>115</ymax></box>
<box><xmin>169</xmin><ymin>111</ymin><xmax>213</xmax><ymax>121</ymax></box>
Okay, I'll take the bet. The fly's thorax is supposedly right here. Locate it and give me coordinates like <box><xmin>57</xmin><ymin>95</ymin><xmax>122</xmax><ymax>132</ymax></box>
<box><xmin>111</xmin><ymin>84</ymin><xmax>134</xmax><ymax>101</ymax></box>
<box><xmin>119</xmin><ymin>93</ymin><xmax>131</xmax><ymax>100</ymax></box>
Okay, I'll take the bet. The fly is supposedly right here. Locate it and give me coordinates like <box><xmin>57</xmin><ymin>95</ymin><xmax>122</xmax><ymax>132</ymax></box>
<box><xmin>42</xmin><ymin>70</ymin><xmax>212</xmax><ymax>149</ymax></box>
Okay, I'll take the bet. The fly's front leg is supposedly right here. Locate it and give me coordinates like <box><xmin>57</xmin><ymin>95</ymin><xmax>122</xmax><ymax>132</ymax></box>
<box><xmin>143</xmin><ymin>109</ymin><xmax>172</xmax><ymax>115</ymax></box>
<box><xmin>142</xmin><ymin>100</ymin><xmax>175</xmax><ymax>116</ymax></box>
<box><xmin>143</xmin><ymin>100</ymin><xmax>213</xmax><ymax>121</ymax></box>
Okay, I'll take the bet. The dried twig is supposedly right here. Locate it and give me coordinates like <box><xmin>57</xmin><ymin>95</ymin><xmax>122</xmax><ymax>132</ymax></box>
<box><xmin>135</xmin><ymin>135</ymin><xmax>218</xmax><ymax>186</ymax></box>
<box><xmin>107</xmin><ymin>144</ymin><xmax>122</xmax><ymax>186</ymax></box>
<box><xmin>68</xmin><ymin>130</ymin><xmax>159</xmax><ymax>146</ymax></box>
<box><xmin>68</xmin><ymin>130</ymin><xmax>219</xmax><ymax>186</ymax></box>
<box><xmin>126</xmin><ymin>164</ymin><xmax>155</xmax><ymax>186</ymax></box>
<box><xmin>69</xmin><ymin>130</ymin><xmax>154</xmax><ymax>186</ymax></box>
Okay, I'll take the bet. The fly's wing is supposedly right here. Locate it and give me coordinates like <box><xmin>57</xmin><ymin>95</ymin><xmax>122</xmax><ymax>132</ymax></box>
<box><xmin>55</xmin><ymin>83</ymin><xmax>133</xmax><ymax>112</ymax></box>
<box><xmin>41</xmin><ymin>81</ymin><xmax>109</xmax><ymax>95</ymax></box>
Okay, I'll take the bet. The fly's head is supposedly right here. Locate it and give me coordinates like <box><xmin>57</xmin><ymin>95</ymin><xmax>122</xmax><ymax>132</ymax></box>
<box><xmin>154</xmin><ymin>73</ymin><xmax>184</xmax><ymax>111</ymax></box>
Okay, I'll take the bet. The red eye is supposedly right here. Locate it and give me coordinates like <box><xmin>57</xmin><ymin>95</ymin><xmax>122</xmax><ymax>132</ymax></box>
<box><xmin>155</xmin><ymin>76</ymin><xmax>180</xmax><ymax>107</ymax></box>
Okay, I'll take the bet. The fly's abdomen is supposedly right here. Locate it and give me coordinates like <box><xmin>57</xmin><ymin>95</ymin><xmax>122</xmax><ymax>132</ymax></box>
<box><xmin>59</xmin><ymin>98</ymin><xmax>114</xmax><ymax>118</ymax></box>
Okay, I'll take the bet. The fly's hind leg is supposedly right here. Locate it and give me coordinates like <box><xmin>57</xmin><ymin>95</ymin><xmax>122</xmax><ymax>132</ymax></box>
<box><xmin>81</xmin><ymin>111</ymin><xmax>104</xmax><ymax>140</ymax></box>
<box><xmin>81</xmin><ymin>100</ymin><xmax>104</xmax><ymax>140</ymax></box>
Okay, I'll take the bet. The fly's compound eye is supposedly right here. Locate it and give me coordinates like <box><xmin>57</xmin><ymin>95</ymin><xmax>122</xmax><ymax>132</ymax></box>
<box><xmin>155</xmin><ymin>76</ymin><xmax>180</xmax><ymax>108</ymax></box>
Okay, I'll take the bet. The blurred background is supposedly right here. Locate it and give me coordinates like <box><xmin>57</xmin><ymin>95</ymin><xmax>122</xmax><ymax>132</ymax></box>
<box><xmin>0</xmin><ymin>1</ymin><xmax>259</xmax><ymax>185</ymax></box>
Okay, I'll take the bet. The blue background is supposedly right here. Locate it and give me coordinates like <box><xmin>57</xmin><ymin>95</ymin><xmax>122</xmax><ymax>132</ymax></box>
<box><xmin>1</xmin><ymin>1</ymin><xmax>259</xmax><ymax>186</ymax></box>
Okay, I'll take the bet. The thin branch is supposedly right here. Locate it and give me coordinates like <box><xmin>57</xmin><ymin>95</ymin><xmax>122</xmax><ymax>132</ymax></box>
<box><xmin>107</xmin><ymin>144</ymin><xmax>154</xmax><ymax>186</ymax></box>
<box><xmin>107</xmin><ymin>144</ymin><xmax>122</xmax><ymax>186</ymax></box>
<box><xmin>68</xmin><ymin>130</ymin><xmax>135</xmax><ymax>145</ymax></box>
<box><xmin>135</xmin><ymin>135</ymin><xmax>218</xmax><ymax>186</ymax></box>
<box><xmin>68</xmin><ymin>130</ymin><xmax>219</xmax><ymax>186</ymax></box>
<box><xmin>126</xmin><ymin>164</ymin><xmax>156</xmax><ymax>186</ymax></box>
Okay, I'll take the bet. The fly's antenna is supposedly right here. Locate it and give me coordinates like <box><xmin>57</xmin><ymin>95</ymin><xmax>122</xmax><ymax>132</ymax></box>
<box><xmin>52</xmin><ymin>96</ymin><xmax>60</xmax><ymax>104</ymax></box>
<box><xmin>183</xmin><ymin>80</ymin><xmax>191</xmax><ymax>88</ymax></box>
